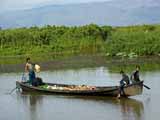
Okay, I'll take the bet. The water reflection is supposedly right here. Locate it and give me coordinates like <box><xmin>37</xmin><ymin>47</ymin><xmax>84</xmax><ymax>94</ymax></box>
<box><xmin>118</xmin><ymin>98</ymin><xmax>144</xmax><ymax>120</ymax></box>
<box><xmin>18</xmin><ymin>93</ymin><xmax>144</xmax><ymax>120</ymax></box>
<box><xmin>28</xmin><ymin>95</ymin><xmax>43</xmax><ymax>120</ymax></box>
<box><xmin>17</xmin><ymin>93</ymin><xmax>43</xmax><ymax>120</ymax></box>
<box><xmin>68</xmin><ymin>96</ymin><xmax>144</xmax><ymax>120</ymax></box>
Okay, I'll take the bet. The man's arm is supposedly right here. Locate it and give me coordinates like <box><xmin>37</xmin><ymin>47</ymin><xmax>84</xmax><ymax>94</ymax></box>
<box><xmin>25</xmin><ymin>63</ymin><xmax>29</xmax><ymax>73</ymax></box>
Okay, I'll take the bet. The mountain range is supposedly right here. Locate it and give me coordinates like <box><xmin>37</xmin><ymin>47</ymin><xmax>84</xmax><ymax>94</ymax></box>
<box><xmin>0</xmin><ymin>0</ymin><xmax>160</xmax><ymax>28</ymax></box>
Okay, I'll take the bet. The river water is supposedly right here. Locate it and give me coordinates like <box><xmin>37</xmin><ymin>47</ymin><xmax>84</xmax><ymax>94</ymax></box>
<box><xmin>0</xmin><ymin>66</ymin><xmax>159</xmax><ymax>120</ymax></box>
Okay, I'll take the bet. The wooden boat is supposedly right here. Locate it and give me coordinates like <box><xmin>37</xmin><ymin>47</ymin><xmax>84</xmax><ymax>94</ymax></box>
<box><xmin>16</xmin><ymin>81</ymin><xmax>143</xmax><ymax>97</ymax></box>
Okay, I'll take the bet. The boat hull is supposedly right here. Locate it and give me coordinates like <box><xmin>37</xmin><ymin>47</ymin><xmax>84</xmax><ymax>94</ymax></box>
<box><xmin>16</xmin><ymin>81</ymin><xmax>143</xmax><ymax>97</ymax></box>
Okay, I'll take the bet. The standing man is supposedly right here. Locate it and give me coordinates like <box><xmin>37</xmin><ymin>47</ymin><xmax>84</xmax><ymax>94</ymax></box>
<box><xmin>131</xmin><ymin>65</ymin><xmax>140</xmax><ymax>83</ymax></box>
<box><xmin>25</xmin><ymin>57</ymin><xmax>36</xmax><ymax>85</ymax></box>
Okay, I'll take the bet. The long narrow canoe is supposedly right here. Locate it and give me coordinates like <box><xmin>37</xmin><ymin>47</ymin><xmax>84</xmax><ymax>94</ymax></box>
<box><xmin>16</xmin><ymin>81</ymin><xmax>143</xmax><ymax>97</ymax></box>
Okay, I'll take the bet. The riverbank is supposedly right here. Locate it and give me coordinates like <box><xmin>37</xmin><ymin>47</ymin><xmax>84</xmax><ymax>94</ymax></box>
<box><xmin>1</xmin><ymin>55</ymin><xmax>160</xmax><ymax>73</ymax></box>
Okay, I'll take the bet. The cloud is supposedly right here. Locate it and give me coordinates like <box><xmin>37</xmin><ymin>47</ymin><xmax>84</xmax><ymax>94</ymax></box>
<box><xmin>0</xmin><ymin>0</ymin><xmax>111</xmax><ymax>12</ymax></box>
<box><xmin>0</xmin><ymin>0</ymin><xmax>52</xmax><ymax>11</ymax></box>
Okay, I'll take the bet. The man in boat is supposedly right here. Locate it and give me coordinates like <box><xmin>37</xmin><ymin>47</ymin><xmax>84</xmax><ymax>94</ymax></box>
<box><xmin>25</xmin><ymin>57</ymin><xmax>43</xmax><ymax>86</ymax></box>
<box><xmin>117</xmin><ymin>70</ymin><xmax>130</xmax><ymax>98</ymax></box>
<box><xmin>130</xmin><ymin>65</ymin><xmax>140</xmax><ymax>83</ymax></box>
<box><xmin>25</xmin><ymin>57</ymin><xmax>36</xmax><ymax>85</ymax></box>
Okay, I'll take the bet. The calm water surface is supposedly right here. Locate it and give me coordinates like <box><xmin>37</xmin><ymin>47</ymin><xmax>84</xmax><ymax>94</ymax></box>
<box><xmin>0</xmin><ymin>67</ymin><xmax>159</xmax><ymax>120</ymax></box>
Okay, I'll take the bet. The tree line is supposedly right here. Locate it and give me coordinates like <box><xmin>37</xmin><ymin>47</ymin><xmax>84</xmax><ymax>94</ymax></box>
<box><xmin>0</xmin><ymin>24</ymin><xmax>160</xmax><ymax>57</ymax></box>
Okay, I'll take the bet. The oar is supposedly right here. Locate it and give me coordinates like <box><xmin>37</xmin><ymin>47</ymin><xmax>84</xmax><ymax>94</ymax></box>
<box><xmin>22</xmin><ymin>72</ymin><xmax>27</xmax><ymax>82</ymax></box>
<box><xmin>143</xmin><ymin>84</ymin><xmax>151</xmax><ymax>89</ymax></box>
<box><xmin>8</xmin><ymin>73</ymin><xmax>25</xmax><ymax>94</ymax></box>
<box><xmin>8</xmin><ymin>87</ymin><xmax>18</xmax><ymax>94</ymax></box>
<box><xmin>141</xmin><ymin>79</ymin><xmax>151</xmax><ymax>90</ymax></box>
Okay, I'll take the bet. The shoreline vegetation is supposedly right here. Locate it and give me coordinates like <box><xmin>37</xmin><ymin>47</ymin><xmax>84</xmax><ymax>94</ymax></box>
<box><xmin>0</xmin><ymin>24</ymin><xmax>160</xmax><ymax>58</ymax></box>
<box><xmin>0</xmin><ymin>55</ymin><xmax>160</xmax><ymax>73</ymax></box>
<box><xmin>1</xmin><ymin>24</ymin><xmax>160</xmax><ymax>73</ymax></box>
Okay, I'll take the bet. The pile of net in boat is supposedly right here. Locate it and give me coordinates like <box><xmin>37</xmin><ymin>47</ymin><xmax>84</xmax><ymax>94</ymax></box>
<box><xmin>39</xmin><ymin>84</ymin><xmax>96</xmax><ymax>91</ymax></box>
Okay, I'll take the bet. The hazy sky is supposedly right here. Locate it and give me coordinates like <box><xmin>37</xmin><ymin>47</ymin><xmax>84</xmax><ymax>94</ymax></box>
<box><xmin>1</xmin><ymin>0</ymin><xmax>110</xmax><ymax>12</ymax></box>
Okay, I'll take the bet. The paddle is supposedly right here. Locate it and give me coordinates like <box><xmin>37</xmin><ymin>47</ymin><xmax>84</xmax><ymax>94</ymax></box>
<box><xmin>8</xmin><ymin>73</ymin><xmax>25</xmax><ymax>94</ymax></box>
<box><xmin>141</xmin><ymin>79</ymin><xmax>151</xmax><ymax>90</ymax></box>
<box><xmin>21</xmin><ymin>72</ymin><xmax>27</xmax><ymax>82</ymax></box>
<box><xmin>143</xmin><ymin>84</ymin><xmax>151</xmax><ymax>89</ymax></box>
<box><xmin>8</xmin><ymin>87</ymin><xmax>18</xmax><ymax>94</ymax></box>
